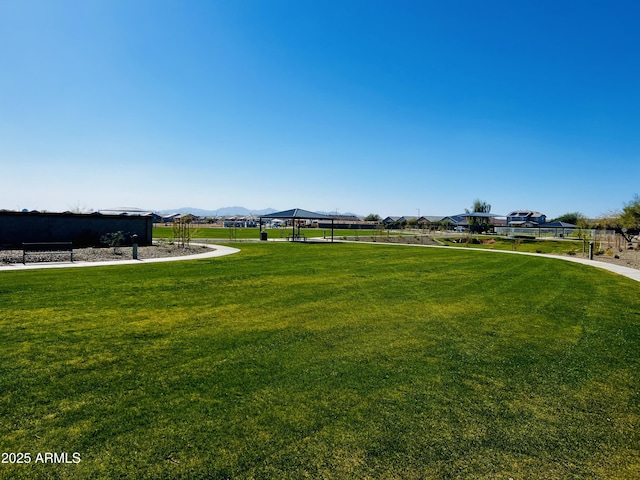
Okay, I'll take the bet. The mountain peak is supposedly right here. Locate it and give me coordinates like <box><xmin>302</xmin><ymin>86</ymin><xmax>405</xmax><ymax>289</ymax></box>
<box><xmin>156</xmin><ymin>206</ymin><xmax>278</xmax><ymax>216</ymax></box>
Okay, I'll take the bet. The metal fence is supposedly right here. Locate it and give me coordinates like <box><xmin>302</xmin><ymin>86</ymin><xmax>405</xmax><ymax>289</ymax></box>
<box><xmin>494</xmin><ymin>227</ymin><xmax>596</xmax><ymax>239</ymax></box>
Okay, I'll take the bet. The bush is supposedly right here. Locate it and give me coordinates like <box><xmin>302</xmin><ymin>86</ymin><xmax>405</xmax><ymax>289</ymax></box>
<box><xmin>101</xmin><ymin>231</ymin><xmax>125</xmax><ymax>254</ymax></box>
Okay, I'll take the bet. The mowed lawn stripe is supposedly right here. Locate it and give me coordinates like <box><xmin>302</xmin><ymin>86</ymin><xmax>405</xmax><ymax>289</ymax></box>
<box><xmin>0</xmin><ymin>242</ymin><xmax>638</xmax><ymax>478</ymax></box>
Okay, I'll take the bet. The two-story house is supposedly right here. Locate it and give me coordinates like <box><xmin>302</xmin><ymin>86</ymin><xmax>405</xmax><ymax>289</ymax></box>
<box><xmin>506</xmin><ymin>210</ymin><xmax>547</xmax><ymax>227</ymax></box>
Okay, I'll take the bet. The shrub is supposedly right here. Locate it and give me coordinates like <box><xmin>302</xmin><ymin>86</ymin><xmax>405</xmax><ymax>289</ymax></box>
<box><xmin>101</xmin><ymin>231</ymin><xmax>125</xmax><ymax>254</ymax></box>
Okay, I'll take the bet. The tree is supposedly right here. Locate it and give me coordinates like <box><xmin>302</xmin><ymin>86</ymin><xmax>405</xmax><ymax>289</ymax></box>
<box><xmin>465</xmin><ymin>199</ymin><xmax>492</xmax><ymax>233</ymax></box>
<box><xmin>550</xmin><ymin>212</ymin><xmax>586</xmax><ymax>226</ymax></box>
<box><xmin>620</xmin><ymin>194</ymin><xmax>640</xmax><ymax>231</ymax></box>
<box><xmin>173</xmin><ymin>216</ymin><xmax>193</xmax><ymax>248</ymax></box>
<box><xmin>364</xmin><ymin>213</ymin><xmax>382</xmax><ymax>222</ymax></box>
<box><xmin>592</xmin><ymin>210</ymin><xmax>620</xmax><ymax>230</ymax></box>
<box><xmin>593</xmin><ymin>196</ymin><xmax>639</xmax><ymax>245</ymax></box>
<box><xmin>70</xmin><ymin>202</ymin><xmax>92</xmax><ymax>214</ymax></box>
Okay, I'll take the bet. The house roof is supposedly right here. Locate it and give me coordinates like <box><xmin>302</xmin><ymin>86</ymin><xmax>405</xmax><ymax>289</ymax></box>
<box><xmin>441</xmin><ymin>215</ymin><xmax>468</xmax><ymax>225</ymax></box>
<box><xmin>98</xmin><ymin>207</ymin><xmax>153</xmax><ymax>216</ymax></box>
<box><xmin>259</xmin><ymin>208</ymin><xmax>335</xmax><ymax>220</ymax></box>
<box><xmin>332</xmin><ymin>214</ymin><xmax>362</xmax><ymax>222</ymax></box>
<box><xmin>455</xmin><ymin>212</ymin><xmax>503</xmax><ymax>218</ymax></box>
<box><xmin>420</xmin><ymin>215</ymin><xmax>447</xmax><ymax>222</ymax></box>
<box><xmin>507</xmin><ymin>210</ymin><xmax>545</xmax><ymax>218</ymax></box>
<box><xmin>540</xmin><ymin>221</ymin><xmax>578</xmax><ymax>228</ymax></box>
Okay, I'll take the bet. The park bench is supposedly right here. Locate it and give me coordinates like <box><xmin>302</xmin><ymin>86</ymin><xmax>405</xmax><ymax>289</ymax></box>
<box><xmin>22</xmin><ymin>242</ymin><xmax>74</xmax><ymax>264</ymax></box>
<box><xmin>286</xmin><ymin>234</ymin><xmax>307</xmax><ymax>242</ymax></box>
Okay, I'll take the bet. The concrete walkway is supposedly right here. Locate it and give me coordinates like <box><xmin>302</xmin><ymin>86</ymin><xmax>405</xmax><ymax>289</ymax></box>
<box><xmin>0</xmin><ymin>243</ymin><xmax>240</xmax><ymax>272</ymax></box>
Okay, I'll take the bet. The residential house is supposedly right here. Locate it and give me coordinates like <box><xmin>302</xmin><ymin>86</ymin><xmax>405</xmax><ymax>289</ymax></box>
<box><xmin>507</xmin><ymin>210</ymin><xmax>547</xmax><ymax>227</ymax></box>
<box><xmin>382</xmin><ymin>216</ymin><xmax>403</xmax><ymax>228</ymax></box>
<box><xmin>441</xmin><ymin>214</ymin><xmax>469</xmax><ymax>230</ymax></box>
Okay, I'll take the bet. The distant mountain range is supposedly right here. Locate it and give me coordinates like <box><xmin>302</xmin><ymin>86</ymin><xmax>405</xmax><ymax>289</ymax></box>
<box><xmin>156</xmin><ymin>207</ymin><xmax>278</xmax><ymax>216</ymax></box>
<box><xmin>156</xmin><ymin>207</ymin><xmax>362</xmax><ymax>217</ymax></box>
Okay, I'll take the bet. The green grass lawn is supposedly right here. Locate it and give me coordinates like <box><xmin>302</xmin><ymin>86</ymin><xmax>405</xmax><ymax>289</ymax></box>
<box><xmin>153</xmin><ymin>226</ymin><xmax>394</xmax><ymax>240</ymax></box>
<box><xmin>436</xmin><ymin>236</ymin><xmax>585</xmax><ymax>255</ymax></box>
<box><xmin>1</xmin><ymin>243</ymin><xmax>639</xmax><ymax>478</ymax></box>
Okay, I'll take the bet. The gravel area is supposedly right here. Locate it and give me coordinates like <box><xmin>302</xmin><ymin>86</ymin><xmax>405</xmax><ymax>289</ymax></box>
<box><xmin>1</xmin><ymin>244</ymin><xmax>211</xmax><ymax>266</ymax></box>
<box><xmin>564</xmin><ymin>245</ymin><xmax>640</xmax><ymax>270</ymax></box>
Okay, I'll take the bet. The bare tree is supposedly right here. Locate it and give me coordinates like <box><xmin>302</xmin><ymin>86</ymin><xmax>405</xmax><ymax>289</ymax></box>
<box><xmin>173</xmin><ymin>216</ymin><xmax>192</xmax><ymax>248</ymax></box>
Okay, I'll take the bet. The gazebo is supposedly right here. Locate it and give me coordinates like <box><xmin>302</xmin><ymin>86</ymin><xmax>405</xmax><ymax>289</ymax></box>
<box><xmin>456</xmin><ymin>212</ymin><xmax>503</xmax><ymax>233</ymax></box>
<box><xmin>259</xmin><ymin>208</ymin><xmax>336</xmax><ymax>242</ymax></box>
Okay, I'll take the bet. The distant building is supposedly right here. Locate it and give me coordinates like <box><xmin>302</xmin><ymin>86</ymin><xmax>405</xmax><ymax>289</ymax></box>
<box><xmin>440</xmin><ymin>215</ymin><xmax>469</xmax><ymax>230</ymax></box>
<box><xmin>0</xmin><ymin>210</ymin><xmax>153</xmax><ymax>248</ymax></box>
<box><xmin>418</xmin><ymin>215</ymin><xmax>448</xmax><ymax>226</ymax></box>
<box><xmin>507</xmin><ymin>210</ymin><xmax>547</xmax><ymax>227</ymax></box>
<box><xmin>382</xmin><ymin>216</ymin><xmax>402</xmax><ymax>227</ymax></box>
<box><xmin>222</xmin><ymin>215</ymin><xmax>258</xmax><ymax>228</ymax></box>
<box><xmin>315</xmin><ymin>214</ymin><xmax>365</xmax><ymax>229</ymax></box>
<box><xmin>155</xmin><ymin>213</ymin><xmax>181</xmax><ymax>223</ymax></box>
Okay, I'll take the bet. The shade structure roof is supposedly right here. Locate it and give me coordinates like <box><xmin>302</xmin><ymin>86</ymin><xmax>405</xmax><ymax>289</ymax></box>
<box><xmin>540</xmin><ymin>221</ymin><xmax>578</xmax><ymax>228</ymax></box>
<box><xmin>259</xmin><ymin>208</ymin><xmax>336</xmax><ymax>242</ymax></box>
<box><xmin>260</xmin><ymin>208</ymin><xmax>335</xmax><ymax>220</ymax></box>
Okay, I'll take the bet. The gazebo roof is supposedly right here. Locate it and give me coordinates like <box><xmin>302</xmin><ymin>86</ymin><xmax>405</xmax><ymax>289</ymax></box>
<box><xmin>541</xmin><ymin>221</ymin><xmax>577</xmax><ymax>228</ymax></box>
<box><xmin>260</xmin><ymin>208</ymin><xmax>335</xmax><ymax>220</ymax></box>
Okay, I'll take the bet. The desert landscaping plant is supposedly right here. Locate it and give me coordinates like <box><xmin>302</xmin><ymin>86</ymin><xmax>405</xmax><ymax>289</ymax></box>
<box><xmin>100</xmin><ymin>230</ymin><xmax>125</xmax><ymax>254</ymax></box>
<box><xmin>172</xmin><ymin>216</ymin><xmax>192</xmax><ymax>247</ymax></box>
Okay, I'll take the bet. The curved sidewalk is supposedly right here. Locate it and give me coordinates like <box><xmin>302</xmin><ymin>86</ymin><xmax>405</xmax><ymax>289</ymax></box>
<box><xmin>0</xmin><ymin>244</ymin><xmax>240</xmax><ymax>272</ymax></box>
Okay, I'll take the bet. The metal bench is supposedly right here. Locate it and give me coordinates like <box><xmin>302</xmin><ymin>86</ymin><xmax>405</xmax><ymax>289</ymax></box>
<box><xmin>22</xmin><ymin>242</ymin><xmax>74</xmax><ymax>264</ymax></box>
<box><xmin>286</xmin><ymin>234</ymin><xmax>307</xmax><ymax>242</ymax></box>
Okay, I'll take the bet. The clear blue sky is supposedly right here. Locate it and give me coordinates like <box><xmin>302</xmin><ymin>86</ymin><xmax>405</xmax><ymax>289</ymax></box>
<box><xmin>1</xmin><ymin>0</ymin><xmax>638</xmax><ymax>218</ymax></box>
